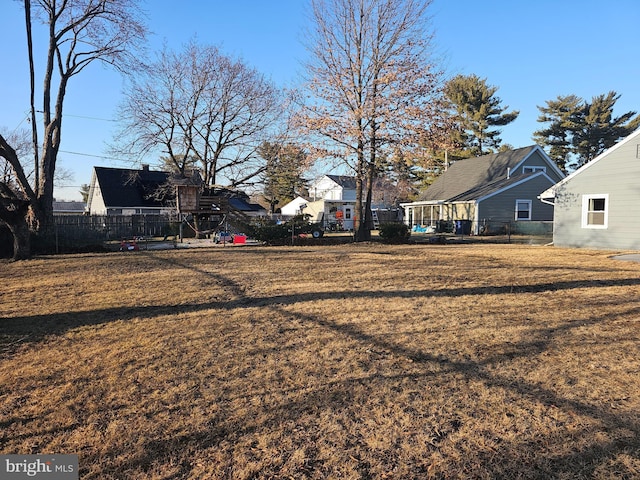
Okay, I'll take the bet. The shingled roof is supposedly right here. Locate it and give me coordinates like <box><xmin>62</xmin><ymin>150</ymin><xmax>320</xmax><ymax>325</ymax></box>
<box><xmin>93</xmin><ymin>166</ymin><xmax>171</xmax><ymax>208</ymax></box>
<box><xmin>419</xmin><ymin>146</ymin><xmax>541</xmax><ymax>202</ymax></box>
<box><xmin>447</xmin><ymin>172</ymin><xmax>542</xmax><ymax>202</ymax></box>
<box><xmin>326</xmin><ymin>175</ymin><xmax>357</xmax><ymax>189</ymax></box>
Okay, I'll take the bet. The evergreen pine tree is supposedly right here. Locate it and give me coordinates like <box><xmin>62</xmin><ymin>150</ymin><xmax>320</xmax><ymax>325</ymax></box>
<box><xmin>535</xmin><ymin>91</ymin><xmax>639</xmax><ymax>170</ymax></box>
<box><xmin>444</xmin><ymin>74</ymin><xmax>519</xmax><ymax>156</ymax></box>
<box><xmin>574</xmin><ymin>92</ymin><xmax>640</xmax><ymax>166</ymax></box>
<box><xmin>533</xmin><ymin>95</ymin><xmax>582</xmax><ymax>172</ymax></box>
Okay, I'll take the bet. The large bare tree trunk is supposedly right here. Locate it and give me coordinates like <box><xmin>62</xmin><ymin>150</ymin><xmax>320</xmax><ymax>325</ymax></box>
<box><xmin>0</xmin><ymin>186</ymin><xmax>32</xmax><ymax>261</ymax></box>
<box><xmin>7</xmin><ymin>215</ymin><xmax>31</xmax><ymax>261</ymax></box>
<box><xmin>0</xmin><ymin>0</ymin><xmax>147</xmax><ymax>260</ymax></box>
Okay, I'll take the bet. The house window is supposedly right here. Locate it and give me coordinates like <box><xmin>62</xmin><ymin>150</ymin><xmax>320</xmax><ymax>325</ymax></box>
<box><xmin>523</xmin><ymin>166</ymin><xmax>546</xmax><ymax>174</ymax></box>
<box><xmin>515</xmin><ymin>200</ymin><xmax>532</xmax><ymax>221</ymax></box>
<box><xmin>582</xmin><ymin>194</ymin><xmax>608</xmax><ymax>228</ymax></box>
<box><xmin>345</xmin><ymin>208</ymin><xmax>351</xmax><ymax>219</ymax></box>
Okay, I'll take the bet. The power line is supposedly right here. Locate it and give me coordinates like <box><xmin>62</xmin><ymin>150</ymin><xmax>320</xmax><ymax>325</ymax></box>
<box><xmin>10</xmin><ymin>111</ymin><xmax>115</xmax><ymax>135</ymax></box>
<box><xmin>10</xmin><ymin>112</ymin><xmax>30</xmax><ymax>134</ymax></box>
<box><xmin>33</xmin><ymin>110</ymin><xmax>116</xmax><ymax>122</ymax></box>
<box><xmin>58</xmin><ymin>150</ymin><xmax>132</xmax><ymax>164</ymax></box>
<box><xmin>64</xmin><ymin>113</ymin><xmax>116</xmax><ymax>122</ymax></box>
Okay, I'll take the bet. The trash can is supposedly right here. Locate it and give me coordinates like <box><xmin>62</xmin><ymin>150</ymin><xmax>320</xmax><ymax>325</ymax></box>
<box><xmin>454</xmin><ymin>220</ymin><xmax>472</xmax><ymax>235</ymax></box>
<box><xmin>436</xmin><ymin>220</ymin><xmax>449</xmax><ymax>233</ymax></box>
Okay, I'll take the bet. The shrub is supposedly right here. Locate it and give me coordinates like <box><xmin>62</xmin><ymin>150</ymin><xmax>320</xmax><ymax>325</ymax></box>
<box><xmin>378</xmin><ymin>222</ymin><xmax>410</xmax><ymax>243</ymax></box>
<box><xmin>248</xmin><ymin>215</ymin><xmax>324</xmax><ymax>244</ymax></box>
<box><xmin>247</xmin><ymin>221</ymin><xmax>291</xmax><ymax>244</ymax></box>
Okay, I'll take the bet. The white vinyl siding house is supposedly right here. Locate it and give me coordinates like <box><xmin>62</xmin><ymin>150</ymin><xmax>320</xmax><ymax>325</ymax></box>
<box><xmin>280</xmin><ymin>175</ymin><xmax>358</xmax><ymax>230</ymax></box>
<box><xmin>309</xmin><ymin>175</ymin><xmax>357</xmax><ymax>202</ymax></box>
<box><xmin>280</xmin><ymin>174</ymin><xmax>401</xmax><ymax>230</ymax></box>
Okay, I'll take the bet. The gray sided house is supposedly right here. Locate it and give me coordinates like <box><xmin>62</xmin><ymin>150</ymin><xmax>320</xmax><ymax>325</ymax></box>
<box><xmin>539</xmin><ymin>128</ymin><xmax>640</xmax><ymax>250</ymax></box>
<box><xmin>401</xmin><ymin>146</ymin><xmax>565</xmax><ymax>235</ymax></box>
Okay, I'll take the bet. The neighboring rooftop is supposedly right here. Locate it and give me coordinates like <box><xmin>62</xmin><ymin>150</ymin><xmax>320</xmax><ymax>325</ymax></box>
<box><xmin>326</xmin><ymin>174</ymin><xmax>357</xmax><ymax>189</ymax></box>
<box><xmin>93</xmin><ymin>166</ymin><xmax>171</xmax><ymax>208</ymax></box>
<box><xmin>53</xmin><ymin>200</ymin><xmax>86</xmax><ymax>214</ymax></box>
<box><xmin>419</xmin><ymin>146</ymin><xmax>540</xmax><ymax>202</ymax></box>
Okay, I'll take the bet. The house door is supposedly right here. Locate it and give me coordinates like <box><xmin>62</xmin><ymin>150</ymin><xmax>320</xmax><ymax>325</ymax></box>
<box><xmin>343</xmin><ymin>207</ymin><xmax>353</xmax><ymax>230</ymax></box>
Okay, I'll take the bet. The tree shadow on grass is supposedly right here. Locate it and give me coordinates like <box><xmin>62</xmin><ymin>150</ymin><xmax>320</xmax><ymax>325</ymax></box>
<box><xmin>93</xmin><ymin>295</ymin><xmax>640</xmax><ymax>478</ymax></box>
<box><xmin>81</xmin><ymin>256</ymin><xmax>640</xmax><ymax>477</ymax></box>
<box><xmin>4</xmin><ymin>272</ymin><xmax>640</xmax><ymax>356</ymax></box>
<box><xmin>4</xmin><ymin>252</ymin><xmax>640</xmax><ymax>477</ymax></box>
<box><xmin>182</xmin><ymin>252</ymin><xmax>640</xmax><ymax>477</ymax></box>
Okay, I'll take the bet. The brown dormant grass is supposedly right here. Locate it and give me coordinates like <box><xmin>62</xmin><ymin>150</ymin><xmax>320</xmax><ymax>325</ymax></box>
<box><xmin>2</xmin><ymin>243</ymin><xmax>640</xmax><ymax>479</ymax></box>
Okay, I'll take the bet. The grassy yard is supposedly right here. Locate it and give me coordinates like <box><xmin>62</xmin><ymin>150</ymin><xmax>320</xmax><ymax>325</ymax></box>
<box><xmin>1</xmin><ymin>243</ymin><xmax>640</xmax><ymax>479</ymax></box>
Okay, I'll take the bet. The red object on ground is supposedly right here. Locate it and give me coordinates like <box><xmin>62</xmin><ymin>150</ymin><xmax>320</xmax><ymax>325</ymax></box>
<box><xmin>233</xmin><ymin>235</ymin><xmax>246</xmax><ymax>244</ymax></box>
<box><xmin>120</xmin><ymin>239</ymin><xmax>139</xmax><ymax>251</ymax></box>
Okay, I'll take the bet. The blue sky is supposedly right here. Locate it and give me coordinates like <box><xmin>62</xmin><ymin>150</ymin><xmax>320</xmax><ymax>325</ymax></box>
<box><xmin>1</xmin><ymin>0</ymin><xmax>639</xmax><ymax>201</ymax></box>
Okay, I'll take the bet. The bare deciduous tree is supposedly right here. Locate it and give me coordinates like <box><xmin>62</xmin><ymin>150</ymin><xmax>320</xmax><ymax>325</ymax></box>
<box><xmin>113</xmin><ymin>41</ymin><xmax>283</xmax><ymax>190</ymax></box>
<box><xmin>0</xmin><ymin>0</ymin><xmax>146</xmax><ymax>259</ymax></box>
<box><xmin>298</xmin><ymin>0</ymin><xmax>445</xmax><ymax>241</ymax></box>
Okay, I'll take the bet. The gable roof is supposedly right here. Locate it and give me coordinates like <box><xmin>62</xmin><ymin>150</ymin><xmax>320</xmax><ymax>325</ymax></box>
<box><xmin>539</xmin><ymin>128</ymin><xmax>640</xmax><ymax>201</ymax></box>
<box><xmin>419</xmin><ymin>145</ymin><xmax>553</xmax><ymax>202</ymax></box>
<box><xmin>93</xmin><ymin>166</ymin><xmax>171</xmax><ymax>208</ymax></box>
<box><xmin>326</xmin><ymin>175</ymin><xmax>357</xmax><ymax>189</ymax></box>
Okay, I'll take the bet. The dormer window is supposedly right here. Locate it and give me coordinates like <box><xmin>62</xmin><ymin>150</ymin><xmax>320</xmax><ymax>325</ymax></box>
<box><xmin>523</xmin><ymin>166</ymin><xmax>546</xmax><ymax>174</ymax></box>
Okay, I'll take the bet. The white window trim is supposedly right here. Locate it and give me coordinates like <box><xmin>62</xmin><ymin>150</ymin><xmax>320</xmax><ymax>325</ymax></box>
<box><xmin>515</xmin><ymin>199</ymin><xmax>532</xmax><ymax>221</ymax></box>
<box><xmin>581</xmin><ymin>194</ymin><xmax>609</xmax><ymax>229</ymax></box>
